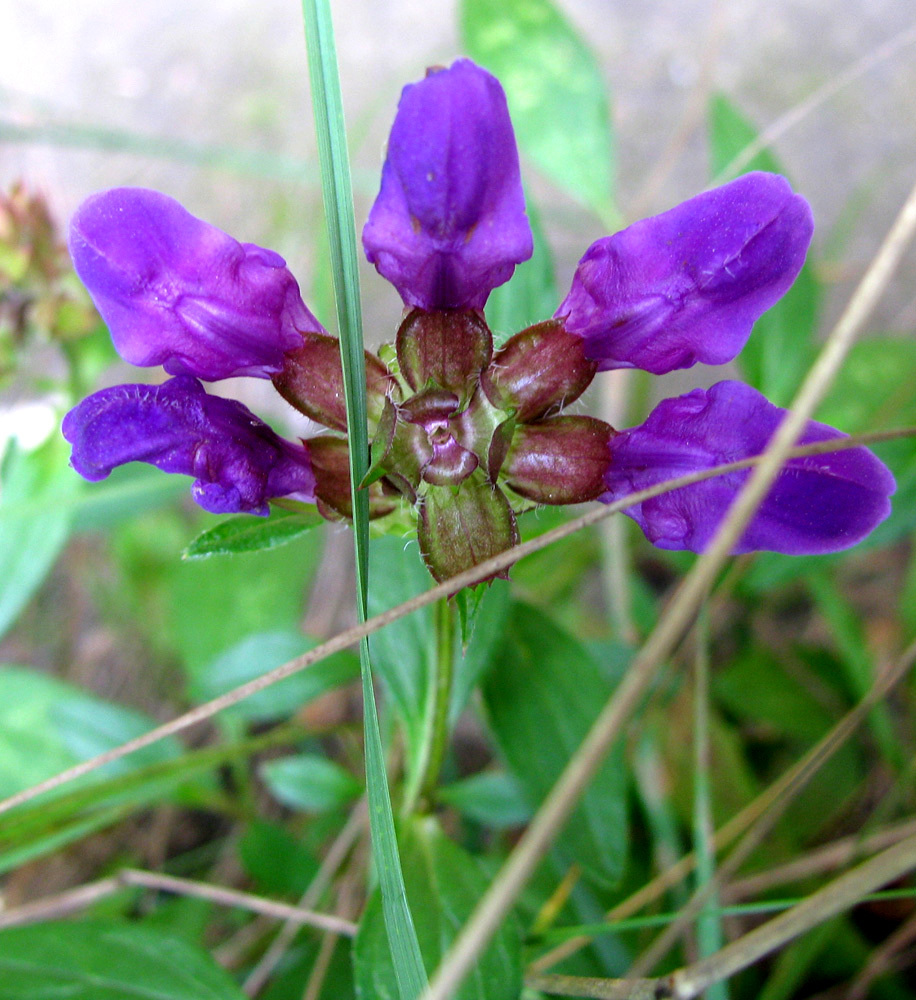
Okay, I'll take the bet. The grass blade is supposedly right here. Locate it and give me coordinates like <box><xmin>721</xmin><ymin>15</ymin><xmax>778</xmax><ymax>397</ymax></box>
<box><xmin>692</xmin><ymin>609</ymin><xmax>727</xmax><ymax>1000</ymax></box>
<box><xmin>299</xmin><ymin>3</ymin><xmax>428</xmax><ymax>997</ymax></box>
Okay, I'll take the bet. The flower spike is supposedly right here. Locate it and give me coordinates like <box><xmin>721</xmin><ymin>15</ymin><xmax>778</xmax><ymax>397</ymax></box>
<box><xmin>556</xmin><ymin>172</ymin><xmax>814</xmax><ymax>374</ymax></box>
<box><xmin>602</xmin><ymin>380</ymin><xmax>895</xmax><ymax>555</ymax></box>
<box><xmin>63</xmin><ymin>376</ymin><xmax>317</xmax><ymax>516</ymax></box>
<box><xmin>69</xmin><ymin>188</ymin><xmax>322</xmax><ymax>381</ymax></box>
<box><xmin>62</xmin><ymin>61</ymin><xmax>895</xmax><ymax>580</ymax></box>
<box><xmin>363</xmin><ymin>59</ymin><xmax>533</xmax><ymax>311</ymax></box>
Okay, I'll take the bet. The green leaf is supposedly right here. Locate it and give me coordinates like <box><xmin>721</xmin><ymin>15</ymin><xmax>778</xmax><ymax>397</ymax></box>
<box><xmin>757</xmin><ymin>919</ymin><xmax>841</xmax><ymax>1000</ymax></box>
<box><xmin>368</xmin><ymin>537</ymin><xmax>433</xmax><ymax>772</ymax></box>
<box><xmin>0</xmin><ymin>807</ymin><xmax>134</xmax><ymax>877</ymax></box>
<box><xmin>817</xmin><ymin>337</ymin><xmax>916</xmax><ymax>432</ymax></box>
<box><xmin>815</xmin><ymin>336</ymin><xmax>916</xmax><ymax>549</ymax></box>
<box><xmin>741</xmin><ymin>257</ymin><xmax>819</xmax><ymax>407</ymax></box>
<box><xmin>260</xmin><ymin>941</ymin><xmax>355</xmax><ymax>1000</ymax></box>
<box><xmin>450</xmin><ymin>581</ymin><xmax>510</xmax><ymax>722</ymax></box>
<box><xmin>0</xmin><ymin>665</ymin><xmax>180</xmax><ymax>800</ymax></box>
<box><xmin>708</xmin><ymin>92</ymin><xmax>781</xmax><ymax>180</ymax></box>
<box><xmin>0</xmin><ymin>726</ymin><xmax>301</xmax><ymax>873</ymax></box>
<box><xmin>0</xmin><ymin>920</ymin><xmax>246</xmax><ymax>999</ymax></box>
<box><xmin>354</xmin><ymin>817</ymin><xmax>522</xmax><ymax>1000</ymax></box>
<box><xmin>182</xmin><ymin>509</ymin><xmax>324</xmax><ymax>559</ymax></box>
<box><xmin>482</xmin><ymin>602</ymin><xmax>628</xmax><ymax>885</ymax></box>
<box><xmin>260</xmin><ymin>753</ymin><xmax>362</xmax><ymax>812</ymax></box>
<box><xmin>715</xmin><ymin>651</ymin><xmax>835</xmax><ymax>743</ymax></box>
<box><xmin>461</xmin><ymin>0</ymin><xmax>616</xmax><ymax>220</ymax></box>
<box><xmin>238</xmin><ymin>820</ymin><xmax>319</xmax><ymax>896</ymax></box>
<box><xmin>167</xmin><ymin>534</ymin><xmax>322</xmax><ymax>673</ymax></box>
<box><xmin>0</xmin><ymin>437</ymin><xmax>76</xmax><ymax>641</ymax></box>
<box><xmin>188</xmin><ymin>630</ymin><xmax>359</xmax><ymax>723</ymax></box>
<box><xmin>806</xmin><ymin>573</ymin><xmax>900</xmax><ymax>769</ymax></box>
<box><xmin>438</xmin><ymin>770</ymin><xmax>531</xmax><ymax>829</ymax></box>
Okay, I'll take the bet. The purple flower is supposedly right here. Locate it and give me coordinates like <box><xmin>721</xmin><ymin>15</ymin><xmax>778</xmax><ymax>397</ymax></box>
<box><xmin>62</xmin><ymin>58</ymin><xmax>895</xmax><ymax>572</ymax></box>
<box><xmin>69</xmin><ymin>188</ymin><xmax>322</xmax><ymax>381</ymax></box>
<box><xmin>556</xmin><ymin>172</ymin><xmax>814</xmax><ymax>374</ymax></box>
<box><xmin>362</xmin><ymin>59</ymin><xmax>533</xmax><ymax>311</ymax></box>
<box><xmin>62</xmin><ymin>376</ymin><xmax>316</xmax><ymax>516</ymax></box>
<box><xmin>603</xmin><ymin>381</ymin><xmax>895</xmax><ymax>554</ymax></box>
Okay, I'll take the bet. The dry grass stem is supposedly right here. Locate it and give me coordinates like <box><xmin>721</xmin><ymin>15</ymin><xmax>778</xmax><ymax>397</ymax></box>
<box><xmin>726</xmin><ymin>816</ymin><xmax>916</xmax><ymax>900</ymax></box>
<box><xmin>529</xmin><ymin>832</ymin><xmax>916</xmax><ymax>999</ymax></box>
<box><xmin>847</xmin><ymin>908</ymin><xmax>916</xmax><ymax>1000</ymax></box>
<box><xmin>627</xmin><ymin>638</ymin><xmax>916</xmax><ymax>977</ymax></box>
<box><xmin>0</xmin><ymin>868</ymin><xmax>356</xmax><ymax>937</ymax></box>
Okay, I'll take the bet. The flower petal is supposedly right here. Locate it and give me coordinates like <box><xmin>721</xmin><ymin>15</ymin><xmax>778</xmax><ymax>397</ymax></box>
<box><xmin>362</xmin><ymin>59</ymin><xmax>533</xmax><ymax>310</ymax></box>
<box><xmin>69</xmin><ymin>188</ymin><xmax>322</xmax><ymax>380</ymax></box>
<box><xmin>602</xmin><ymin>380</ymin><xmax>894</xmax><ymax>554</ymax></box>
<box><xmin>62</xmin><ymin>376</ymin><xmax>316</xmax><ymax>515</ymax></box>
<box><xmin>557</xmin><ymin>173</ymin><xmax>814</xmax><ymax>374</ymax></box>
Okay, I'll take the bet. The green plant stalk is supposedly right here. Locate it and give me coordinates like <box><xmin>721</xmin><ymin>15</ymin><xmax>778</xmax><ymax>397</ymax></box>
<box><xmin>300</xmin><ymin>1</ymin><xmax>427</xmax><ymax>997</ymax></box>
<box><xmin>423</xmin><ymin>599</ymin><xmax>457</xmax><ymax>807</ymax></box>
<box><xmin>401</xmin><ymin>599</ymin><xmax>456</xmax><ymax>817</ymax></box>
<box><xmin>398</xmin><ymin>598</ymin><xmax>457</xmax><ymax>816</ymax></box>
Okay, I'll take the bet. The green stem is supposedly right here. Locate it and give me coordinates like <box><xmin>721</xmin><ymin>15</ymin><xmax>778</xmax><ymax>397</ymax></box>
<box><xmin>402</xmin><ymin>598</ymin><xmax>456</xmax><ymax>816</ymax></box>
<box><xmin>423</xmin><ymin>598</ymin><xmax>456</xmax><ymax>805</ymax></box>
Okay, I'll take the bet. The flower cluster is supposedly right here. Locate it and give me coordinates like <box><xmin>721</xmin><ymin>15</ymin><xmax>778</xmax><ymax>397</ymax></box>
<box><xmin>62</xmin><ymin>58</ymin><xmax>894</xmax><ymax>582</ymax></box>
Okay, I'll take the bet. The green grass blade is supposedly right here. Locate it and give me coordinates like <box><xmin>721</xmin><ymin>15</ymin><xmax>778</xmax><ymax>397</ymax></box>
<box><xmin>693</xmin><ymin>609</ymin><xmax>727</xmax><ymax>1000</ymax></box>
<box><xmin>300</xmin><ymin>3</ymin><xmax>428</xmax><ymax>997</ymax></box>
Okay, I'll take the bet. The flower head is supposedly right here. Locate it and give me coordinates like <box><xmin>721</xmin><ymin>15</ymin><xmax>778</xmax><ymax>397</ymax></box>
<box><xmin>63</xmin><ymin>59</ymin><xmax>894</xmax><ymax>580</ymax></box>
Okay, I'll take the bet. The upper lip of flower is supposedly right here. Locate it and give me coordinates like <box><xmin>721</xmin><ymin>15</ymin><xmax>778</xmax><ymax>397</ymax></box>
<box><xmin>361</xmin><ymin>58</ymin><xmax>534</xmax><ymax>312</ymax></box>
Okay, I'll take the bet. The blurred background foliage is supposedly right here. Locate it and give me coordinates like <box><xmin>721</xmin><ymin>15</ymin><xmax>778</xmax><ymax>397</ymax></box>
<box><xmin>1</xmin><ymin>1</ymin><xmax>915</xmax><ymax>998</ymax></box>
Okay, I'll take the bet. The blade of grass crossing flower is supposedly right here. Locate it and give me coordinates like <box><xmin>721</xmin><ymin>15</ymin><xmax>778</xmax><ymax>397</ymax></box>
<box><xmin>300</xmin><ymin>3</ymin><xmax>428</xmax><ymax>998</ymax></box>
<box><xmin>692</xmin><ymin>608</ymin><xmax>727</xmax><ymax>1000</ymax></box>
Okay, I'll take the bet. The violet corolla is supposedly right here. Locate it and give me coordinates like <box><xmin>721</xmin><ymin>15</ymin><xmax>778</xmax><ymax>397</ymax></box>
<box><xmin>62</xmin><ymin>58</ymin><xmax>894</xmax><ymax>581</ymax></box>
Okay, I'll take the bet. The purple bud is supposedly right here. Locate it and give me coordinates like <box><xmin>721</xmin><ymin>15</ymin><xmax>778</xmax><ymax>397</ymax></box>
<box><xmin>504</xmin><ymin>416</ymin><xmax>615</xmax><ymax>505</ymax></box>
<box><xmin>69</xmin><ymin>188</ymin><xmax>321</xmax><ymax>381</ymax></box>
<box><xmin>556</xmin><ymin>173</ymin><xmax>814</xmax><ymax>374</ymax></box>
<box><xmin>418</xmin><ymin>478</ymin><xmax>519</xmax><ymax>584</ymax></box>
<box><xmin>363</xmin><ymin>59</ymin><xmax>533</xmax><ymax>310</ymax></box>
<box><xmin>480</xmin><ymin>320</ymin><xmax>598</xmax><ymax>422</ymax></box>
<box><xmin>62</xmin><ymin>376</ymin><xmax>316</xmax><ymax>516</ymax></box>
<box><xmin>603</xmin><ymin>380</ymin><xmax>895</xmax><ymax>554</ymax></box>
